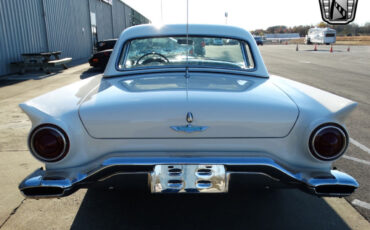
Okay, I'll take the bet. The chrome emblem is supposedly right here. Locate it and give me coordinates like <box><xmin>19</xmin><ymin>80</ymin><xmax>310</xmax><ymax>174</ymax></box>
<box><xmin>171</xmin><ymin>112</ymin><xmax>208</xmax><ymax>133</ymax></box>
<box><xmin>186</xmin><ymin>112</ymin><xmax>193</xmax><ymax>123</ymax></box>
<box><xmin>319</xmin><ymin>0</ymin><xmax>358</xmax><ymax>25</ymax></box>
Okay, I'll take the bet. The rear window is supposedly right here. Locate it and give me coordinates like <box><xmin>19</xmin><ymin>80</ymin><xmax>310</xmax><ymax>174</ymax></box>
<box><xmin>118</xmin><ymin>36</ymin><xmax>254</xmax><ymax>70</ymax></box>
<box><xmin>326</xmin><ymin>33</ymin><xmax>335</xmax><ymax>37</ymax></box>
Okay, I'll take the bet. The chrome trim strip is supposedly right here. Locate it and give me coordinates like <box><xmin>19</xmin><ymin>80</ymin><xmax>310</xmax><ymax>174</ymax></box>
<box><xmin>19</xmin><ymin>157</ymin><xmax>359</xmax><ymax>198</ymax></box>
<box><xmin>105</xmin><ymin>67</ymin><xmax>268</xmax><ymax>78</ymax></box>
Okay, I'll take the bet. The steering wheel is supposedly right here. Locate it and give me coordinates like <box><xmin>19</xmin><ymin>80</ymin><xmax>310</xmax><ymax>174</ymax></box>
<box><xmin>136</xmin><ymin>52</ymin><xmax>169</xmax><ymax>66</ymax></box>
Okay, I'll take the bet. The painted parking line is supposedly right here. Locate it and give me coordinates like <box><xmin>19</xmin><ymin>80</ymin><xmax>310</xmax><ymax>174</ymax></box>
<box><xmin>350</xmin><ymin>138</ymin><xmax>370</xmax><ymax>155</ymax></box>
<box><xmin>352</xmin><ymin>199</ymin><xmax>370</xmax><ymax>210</ymax></box>
<box><xmin>343</xmin><ymin>155</ymin><xmax>370</xmax><ymax>166</ymax></box>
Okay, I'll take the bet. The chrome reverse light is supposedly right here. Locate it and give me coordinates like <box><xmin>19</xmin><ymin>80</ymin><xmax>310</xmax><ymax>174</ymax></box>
<box><xmin>309</xmin><ymin>124</ymin><xmax>348</xmax><ymax>161</ymax></box>
<box><xmin>29</xmin><ymin>125</ymin><xmax>69</xmax><ymax>162</ymax></box>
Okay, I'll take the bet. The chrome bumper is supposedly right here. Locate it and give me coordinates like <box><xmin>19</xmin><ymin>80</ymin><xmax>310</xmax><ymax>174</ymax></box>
<box><xmin>19</xmin><ymin>157</ymin><xmax>359</xmax><ymax>198</ymax></box>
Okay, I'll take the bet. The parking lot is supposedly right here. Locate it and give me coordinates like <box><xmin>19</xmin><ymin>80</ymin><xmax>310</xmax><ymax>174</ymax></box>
<box><xmin>0</xmin><ymin>44</ymin><xmax>369</xmax><ymax>229</ymax></box>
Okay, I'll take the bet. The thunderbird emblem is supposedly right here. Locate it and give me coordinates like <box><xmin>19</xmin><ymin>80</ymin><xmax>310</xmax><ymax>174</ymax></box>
<box><xmin>319</xmin><ymin>0</ymin><xmax>358</xmax><ymax>25</ymax></box>
<box><xmin>171</xmin><ymin>112</ymin><xmax>208</xmax><ymax>133</ymax></box>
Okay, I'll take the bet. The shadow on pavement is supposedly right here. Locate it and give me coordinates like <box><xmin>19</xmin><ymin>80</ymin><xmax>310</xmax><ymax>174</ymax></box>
<box><xmin>0</xmin><ymin>71</ymin><xmax>61</xmax><ymax>88</ymax></box>
<box><xmin>0</xmin><ymin>58</ymin><xmax>89</xmax><ymax>88</ymax></box>
<box><xmin>80</xmin><ymin>68</ymin><xmax>104</xmax><ymax>80</ymax></box>
<box><xmin>71</xmin><ymin>188</ymin><xmax>350</xmax><ymax>230</ymax></box>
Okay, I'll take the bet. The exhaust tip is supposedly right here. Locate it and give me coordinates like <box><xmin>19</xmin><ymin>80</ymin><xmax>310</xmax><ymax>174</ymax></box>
<box><xmin>21</xmin><ymin>186</ymin><xmax>64</xmax><ymax>198</ymax></box>
<box><xmin>315</xmin><ymin>184</ymin><xmax>356</xmax><ymax>196</ymax></box>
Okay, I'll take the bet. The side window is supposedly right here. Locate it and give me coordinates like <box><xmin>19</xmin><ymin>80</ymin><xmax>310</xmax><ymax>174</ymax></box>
<box><xmin>118</xmin><ymin>43</ymin><xmax>129</xmax><ymax>69</ymax></box>
<box><xmin>243</xmin><ymin>42</ymin><xmax>255</xmax><ymax>69</ymax></box>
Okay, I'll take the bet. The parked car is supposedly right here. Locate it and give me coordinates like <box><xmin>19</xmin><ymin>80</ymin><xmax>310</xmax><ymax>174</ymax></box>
<box><xmin>88</xmin><ymin>49</ymin><xmax>113</xmax><ymax>69</ymax></box>
<box><xmin>213</xmin><ymin>38</ymin><xmax>223</xmax><ymax>45</ymax></box>
<box><xmin>225</xmin><ymin>39</ymin><xmax>238</xmax><ymax>45</ymax></box>
<box><xmin>254</xmin><ymin>36</ymin><xmax>263</xmax><ymax>46</ymax></box>
<box><xmin>96</xmin><ymin>39</ymin><xmax>117</xmax><ymax>52</ymax></box>
<box><xmin>19</xmin><ymin>24</ymin><xmax>358</xmax><ymax>198</ymax></box>
<box><xmin>89</xmin><ymin>39</ymin><xmax>117</xmax><ymax>69</ymax></box>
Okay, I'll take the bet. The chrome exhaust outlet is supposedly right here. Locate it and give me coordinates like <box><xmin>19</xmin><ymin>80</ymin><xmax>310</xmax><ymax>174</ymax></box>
<box><xmin>21</xmin><ymin>186</ymin><xmax>65</xmax><ymax>198</ymax></box>
<box><xmin>19</xmin><ymin>167</ymin><xmax>73</xmax><ymax>199</ymax></box>
<box><xmin>307</xmin><ymin>170</ymin><xmax>359</xmax><ymax>197</ymax></box>
<box><xmin>314</xmin><ymin>184</ymin><xmax>357</xmax><ymax>197</ymax></box>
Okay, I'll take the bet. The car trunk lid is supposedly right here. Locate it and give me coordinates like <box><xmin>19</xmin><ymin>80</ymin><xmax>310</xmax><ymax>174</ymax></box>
<box><xmin>79</xmin><ymin>74</ymin><xmax>298</xmax><ymax>138</ymax></box>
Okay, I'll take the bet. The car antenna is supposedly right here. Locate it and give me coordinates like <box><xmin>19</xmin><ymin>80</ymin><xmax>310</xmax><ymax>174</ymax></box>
<box><xmin>185</xmin><ymin>0</ymin><xmax>190</xmax><ymax>79</ymax></box>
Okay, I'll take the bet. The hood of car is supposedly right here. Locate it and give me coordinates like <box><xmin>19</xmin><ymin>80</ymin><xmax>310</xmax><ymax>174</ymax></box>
<box><xmin>78</xmin><ymin>74</ymin><xmax>299</xmax><ymax>138</ymax></box>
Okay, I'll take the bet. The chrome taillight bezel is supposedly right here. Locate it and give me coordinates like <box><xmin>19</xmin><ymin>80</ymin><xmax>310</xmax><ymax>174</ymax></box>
<box><xmin>29</xmin><ymin>124</ymin><xmax>69</xmax><ymax>162</ymax></box>
<box><xmin>309</xmin><ymin>123</ymin><xmax>348</xmax><ymax>161</ymax></box>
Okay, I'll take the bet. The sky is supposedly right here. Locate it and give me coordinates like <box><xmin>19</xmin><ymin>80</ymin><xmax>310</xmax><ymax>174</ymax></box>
<box><xmin>123</xmin><ymin>0</ymin><xmax>370</xmax><ymax>30</ymax></box>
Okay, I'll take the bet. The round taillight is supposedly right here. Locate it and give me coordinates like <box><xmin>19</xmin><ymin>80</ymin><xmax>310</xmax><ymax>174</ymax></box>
<box><xmin>29</xmin><ymin>125</ymin><xmax>69</xmax><ymax>162</ymax></box>
<box><xmin>309</xmin><ymin>124</ymin><xmax>348</xmax><ymax>161</ymax></box>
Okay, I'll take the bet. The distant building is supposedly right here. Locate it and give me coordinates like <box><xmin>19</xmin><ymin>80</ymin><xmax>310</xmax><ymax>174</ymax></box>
<box><xmin>265</xmin><ymin>33</ymin><xmax>300</xmax><ymax>39</ymax></box>
<box><xmin>0</xmin><ymin>0</ymin><xmax>150</xmax><ymax>76</ymax></box>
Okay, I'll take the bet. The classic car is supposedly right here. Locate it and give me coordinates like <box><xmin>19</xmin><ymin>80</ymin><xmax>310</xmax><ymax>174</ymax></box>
<box><xmin>19</xmin><ymin>24</ymin><xmax>358</xmax><ymax>198</ymax></box>
<box><xmin>88</xmin><ymin>39</ymin><xmax>117</xmax><ymax>69</ymax></box>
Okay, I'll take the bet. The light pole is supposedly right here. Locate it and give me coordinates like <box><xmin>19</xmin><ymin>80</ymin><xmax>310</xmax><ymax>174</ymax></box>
<box><xmin>225</xmin><ymin>12</ymin><xmax>228</xmax><ymax>24</ymax></box>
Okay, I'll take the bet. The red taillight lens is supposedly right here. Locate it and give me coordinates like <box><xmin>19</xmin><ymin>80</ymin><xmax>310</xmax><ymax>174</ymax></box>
<box><xmin>92</xmin><ymin>58</ymin><xmax>99</xmax><ymax>62</ymax></box>
<box><xmin>30</xmin><ymin>125</ymin><xmax>69</xmax><ymax>162</ymax></box>
<box><xmin>309</xmin><ymin>124</ymin><xmax>347</xmax><ymax>161</ymax></box>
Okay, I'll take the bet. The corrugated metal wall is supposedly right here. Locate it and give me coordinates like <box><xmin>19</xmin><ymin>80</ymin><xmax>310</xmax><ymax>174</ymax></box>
<box><xmin>0</xmin><ymin>0</ymin><xmax>48</xmax><ymax>76</ymax></box>
<box><xmin>0</xmin><ymin>0</ymin><xmax>149</xmax><ymax>76</ymax></box>
<box><xmin>112</xmin><ymin>0</ymin><xmax>126</xmax><ymax>38</ymax></box>
<box><xmin>89</xmin><ymin>0</ymin><xmax>114</xmax><ymax>41</ymax></box>
<box><xmin>124</xmin><ymin>5</ymin><xmax>133</xmax><ymax>29</ymax></box>
<box><xmin>43</xmin><ymin>0</ymin><xmax>92</xmax><ymax>59</ymax></box>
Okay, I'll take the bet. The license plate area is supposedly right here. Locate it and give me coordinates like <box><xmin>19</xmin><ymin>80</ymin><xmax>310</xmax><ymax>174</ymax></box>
<box><xmin>150</xmin><ymin>165</ymin><xmax>228</xmax><ymax>193</ymax></box>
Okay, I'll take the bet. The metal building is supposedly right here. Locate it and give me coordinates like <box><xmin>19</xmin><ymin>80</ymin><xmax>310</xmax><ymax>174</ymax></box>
<box><xmin>0</xmin><ymin>0</ymin><xmax>150</xmax><ymax>76</ymax></box>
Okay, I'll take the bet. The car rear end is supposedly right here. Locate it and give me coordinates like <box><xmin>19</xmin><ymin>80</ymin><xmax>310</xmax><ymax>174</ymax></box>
<box><xmin>18</xmin><ymin>24</ymin><xmax>358</xmax><ymax>198</ymax></box>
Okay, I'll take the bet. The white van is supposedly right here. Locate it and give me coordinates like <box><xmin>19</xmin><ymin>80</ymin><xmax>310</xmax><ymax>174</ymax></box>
<box><xmin>305</xmin><ymin>28</ymin><xmax>336</xmax><ymax>45</ymax></box>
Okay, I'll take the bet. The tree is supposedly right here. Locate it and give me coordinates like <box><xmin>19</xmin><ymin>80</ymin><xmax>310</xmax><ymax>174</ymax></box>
<box><xmin>250</xmin><ymin>23</ymin><xmax>370</xmax><ymax>37</ymax></box>
<box><xmin>317</xmin><ymin>22</ymin><xmax>327</xmax><ymax>28</ymax></box>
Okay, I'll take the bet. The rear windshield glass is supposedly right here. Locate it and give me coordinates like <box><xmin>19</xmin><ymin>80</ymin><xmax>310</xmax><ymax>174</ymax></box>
<box><xmin>118</xmin><ymin>36</ymin><xmax>254</xmax><ymax>70</ymax></box>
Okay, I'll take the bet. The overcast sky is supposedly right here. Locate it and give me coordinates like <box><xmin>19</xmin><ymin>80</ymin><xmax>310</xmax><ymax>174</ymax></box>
<box><xmin>123</xmin><ymin>0</ymin><xmax>370</xmax><ymax>30</ymax></box>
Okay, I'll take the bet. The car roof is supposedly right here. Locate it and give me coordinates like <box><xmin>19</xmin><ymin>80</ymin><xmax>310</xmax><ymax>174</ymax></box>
<box><xmin>119</xmin><ymin>24</ymin><xmax>255</xmax><ymax>41</ymax></box>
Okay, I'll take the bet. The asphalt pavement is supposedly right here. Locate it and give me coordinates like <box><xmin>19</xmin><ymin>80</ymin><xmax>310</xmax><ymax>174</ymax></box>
<box><xmin>0</xmin><ymin>44</ymin><xmax>369</xmax><ymax>229</ymax></box>
<box><xmin>259</xmin><ymin>44</ymin><xmax>370</xmax><ymax>221</ymax></box>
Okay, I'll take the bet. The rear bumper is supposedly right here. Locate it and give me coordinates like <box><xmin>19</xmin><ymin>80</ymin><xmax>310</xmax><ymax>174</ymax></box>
<box><xmin>19</xmin><ymin>157</ymin><xmax>358</xmax><ymax>198</ymax></box>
